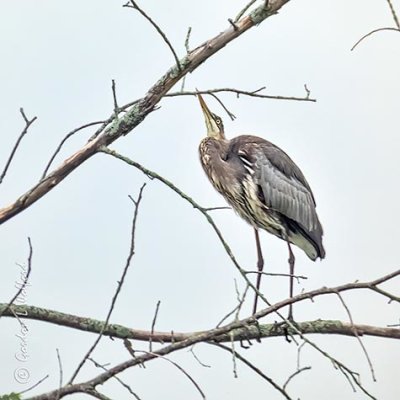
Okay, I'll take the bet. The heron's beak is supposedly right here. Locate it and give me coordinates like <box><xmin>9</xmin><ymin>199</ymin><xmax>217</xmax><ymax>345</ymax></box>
<box><xmin>197</xmin><ymin>94</ymin><xmax>219</xmax><ymax>138</ymax></box>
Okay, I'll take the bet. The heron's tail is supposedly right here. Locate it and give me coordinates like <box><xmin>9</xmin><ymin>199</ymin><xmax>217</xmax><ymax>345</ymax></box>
<box><xmin>287</xmin><ymin>222</ymin><xmax>325</xmax><ymax>261</ymax></box>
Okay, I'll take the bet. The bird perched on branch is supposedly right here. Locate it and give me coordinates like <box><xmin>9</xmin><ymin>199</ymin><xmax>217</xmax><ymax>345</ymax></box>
<box><xmin>197</xmin><ymin>93</ymin><xmax>325</xmax><ymax>315</ymax></box>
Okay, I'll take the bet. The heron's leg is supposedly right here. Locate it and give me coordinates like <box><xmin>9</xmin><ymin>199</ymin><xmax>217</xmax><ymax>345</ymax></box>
<box><xmin>252</xmin><ymin>228</ymin><xmax>264</xmax><ymax>315</ymax></box>
<box><xmin>287</xmin><ymin>241</ymin><xmax>295</xmax><ymax>320</ymax></box>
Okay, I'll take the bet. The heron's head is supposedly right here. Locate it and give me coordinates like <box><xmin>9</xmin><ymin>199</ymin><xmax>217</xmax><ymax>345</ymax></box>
<box><xmin>197</xmin><ymin>94</ymin><xmax>225</xmax><ymax>140</ymax></box>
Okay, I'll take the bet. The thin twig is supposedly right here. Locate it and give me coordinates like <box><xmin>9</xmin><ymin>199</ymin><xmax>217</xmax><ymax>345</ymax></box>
<box><xmin>351</xmin><ymin>27</ymin><xmax>400</xmax><ymax>51</ymax></box>
<box><xmin>386</xmin><ymin>0</ymin><xmax>400</xmax><ymax>29</ymax></box>
<box><xmin>213</xmin><ymin>343</ymin><xmax>293</xmax><ymax>400</ymax></box>
<box><xmin>124</xmin><ymin>0</ymin><xmax>181</xmax><ymax>71</ymax></box>
<box><xmin>68</xmin><ymin>184</ymin><xmax>146</xmax><ymax>383</ymax></box>
<box><xmin>128</xmin><ymin>347</ymin><xmax>206</xmax><ymax>399</ymax></box>
<box><xmin>216</xmin><ymin>281</ymin><xmax>249</xmax><ymax>327</ymax></box>
<box><xmin>111</xmin><ymin>79</ymin><xmax>119</xmax><ymax>117</ymax></box>
<box><xmin>228</xmin><ymin>19</ymin><xmax>239</xmax><ymax>31</ymax></box>
<box><xmin>296</xmin><ymin>340</ymin><xmax>306</xmax><ymax>370</ymax></box>
<box><xmin>189</xmin><ymin>347</ymin><xmax>211</xmax><ymax>368</ymax></box>
<box><xmin>235</xmin><ymin>0</ymin><xmax>258</xmax><ymax>22</ymax></box>
<box><xmin>0</xmin><ymin>237</ymin><xmax>33</xmax><ymax>319</ymax></box>
<box><xmin>184</xmin><ymin>27</ymin><xmax>192</xmax><ymax>53</ymax></box>
<box><xmin>18</xmin><ymin>375</ymin><xmax>49</xmax><ymax>395</ymax></box>
<box><xmin>166</xmin><ymin>87</ymin><xmax>316</xmax><ymax>102</ymax></box>
<box><xmin>41</xmin><ymin>120</ymin><xmax>106</xmax><ymax>179</ymax></box>
<box><xmin>89</xmin><ymin>358</ymin><xmax>142</xmax><ymax>400</ymax></box>
<box><xmin>209</xmin><ymin>93</ymin><xmax>236</xmax><ymax>120</ymax></box>
<box><xmin>180</xmin><ymin>27</ymin><xmax>192</xmax><ymax>91</ymax></box>
<box><xmin>245</xmin><ymin>270</ymin><xmax>308</xmax><ymax>280</ymax></box>
<box><xmin>335</xmin><ymin>291</ymin><xmax>376</xmax><ymax>381</ymax></box>
<box><xmin>56</xmin><ymin>349</ymin><xmax>64</xmax><ymax>400</ymax></box>
<box><xmin>282</xmin><ymin>366</ymin><xmax>311</xmax><ymax>390</ymax></box>
<box><xmin>149</xmin><ymin>300</ymin><xmax>161</xmax><ymax>351</ymax></box>
<box><xmin>304</xmin><ymin>84</ymin><xmax>311</xmax><ymax>99</ymax></box>
<box><xmin>0</xmin><ymin>108</ymin><xmax>37</xmax><ymax>185</ymax></box>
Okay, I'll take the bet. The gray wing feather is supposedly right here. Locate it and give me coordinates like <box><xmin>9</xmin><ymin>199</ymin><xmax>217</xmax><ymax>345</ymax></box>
<box><xmin>235</xmin><ymin>138</ymin><xmax>320</xmax><ymax>233</ymax></box>
<box><xmin>255</xmin><ymin>152</ymin><xmax>318</xmax><ymax>231</ymax></box>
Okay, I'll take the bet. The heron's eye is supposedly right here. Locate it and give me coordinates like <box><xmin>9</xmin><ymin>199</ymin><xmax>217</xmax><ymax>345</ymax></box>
<box><xmin>216</xmin><ymin>119</ymin><xmax>221</xmax><ymax>125</ymax></box>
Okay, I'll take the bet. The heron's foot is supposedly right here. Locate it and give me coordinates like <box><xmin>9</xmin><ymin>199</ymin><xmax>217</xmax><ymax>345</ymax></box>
<box><xmin>253</xmin><ymin>319</ymin><xmax>262</xmax><ymax>342</ymax></box>
<box><xmin>238</xmin><ymin>320</ymin><xmax>260</xmax><ymax>348</ymax></box>
<box><xmin>240</xmin><ymin>338</ymin><xmax>252</xmax><ymax>349</ymax></box>
<box><xmin>245</xmin><ymin>317</ymin><xmax>262</xmax><ymax>343</ymax></box>
<box><xmin>273</xmin><ymin>318</ymin><xmax>298</xmax><ymax>343</ymax></box>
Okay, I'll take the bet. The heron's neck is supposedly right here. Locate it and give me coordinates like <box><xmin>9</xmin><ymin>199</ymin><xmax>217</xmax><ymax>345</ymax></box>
<box><xmin>201</xmin><ymin>137</ymin><xmax>230</xmax><ymax>161</ymax></box>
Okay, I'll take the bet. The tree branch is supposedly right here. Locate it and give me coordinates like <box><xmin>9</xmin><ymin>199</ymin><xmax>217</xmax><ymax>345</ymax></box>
<box><xmin>166</xmin><ymin>87</ymin><xmax>316</xmax><ymax>102</ymax></box>
<box><xmin>213</xmin><ymin>342</ymin><xmax>293</xmax><ymax>400</ymax></box>
<box><xmin>0</xmin><ymin>109</ymin><xmax>37</xmax><ymax>185</ymax></box>
<box><xmin>124</xmin><ymin>0</ymin><xmax>181</xmax><ymax>71</ymax></box>
<box><xmin>351</xmin><ymin>27</ymin><xmax>400</xmax><ymax>51</ymax></box>
<box><xmin>18</xmin><ymin>269</ymin><xmax>398</xmax><ymax>400</ymax></box>
<box><xmin>0</xmin><ymin>237</ymin><xmax>33</xmax><ymax>319</ymax></box>
<box><xmin>68</xmin><ymin>184</ymin><xmax>146</xmax><ymax>383</ymax></box>
<box><xmin>0</xmin><ymin>0</ymin><xmax>291</xmax><ymax>226</ymax></box>
<box><xmin>1</xmin><ymin>312</ymin><xmax>399</xmax><ymax>343</ymax></box>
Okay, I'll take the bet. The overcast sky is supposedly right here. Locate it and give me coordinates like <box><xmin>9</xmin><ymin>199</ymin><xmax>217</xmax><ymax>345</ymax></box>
<box><xmin>1</xmin><ymin>0</ymin><xmax>400</xmax><ymax>399</ymax></box>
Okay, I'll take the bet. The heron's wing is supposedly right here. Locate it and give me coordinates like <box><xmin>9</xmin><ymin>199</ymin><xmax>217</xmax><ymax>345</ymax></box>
<box><xmin>231</xmin><ymin>136</ymin><xmax>320</xmax><ymax>233</ymax></box>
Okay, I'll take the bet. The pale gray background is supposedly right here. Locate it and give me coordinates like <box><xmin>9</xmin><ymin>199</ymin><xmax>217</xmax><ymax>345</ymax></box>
<box><xmin>0</xmin><ymin>0</ymin><xmax>399</xmax><ymax>398</ymax></box>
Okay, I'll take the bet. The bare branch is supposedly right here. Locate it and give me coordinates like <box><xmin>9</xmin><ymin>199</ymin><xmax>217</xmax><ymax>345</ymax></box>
<box><xmin>149</xmin><ymin>300</ymin><xmax>161</xmax><ymax>351</ymax></box>
<box><xmin>68</xmin><ymin>184</ymin><xmax>146</xmax><ymax>383</ymax></box>
<box><xmin>245</xmin><ymin>270</ymin><xmax>308</xmax><ymax>280</ymax></box>
<box><xmin>0</xmin><ymin>109</ymin><xmax>37</xmax><ymax>185</ymax></box>
<box><xmin>180</xmin><ymin>27</ymin><xmax>192</xmax><ymax>91</ymax></box>
<box><xmin>131</xmin><ymin>349</ymin><xmax>207</xmax><ymax>400</ymax></box>
<box><xmin>89</xmin><ymin>358</ymin><xmax>142</xmax><ymax>400</ymax></box>
<box><xmin>3</xmin><ymin>302</ymin><xmax>400</xmax><ymax>342</ymax></box>
<box><xmin>111</xmin><ymin>79</ymin><xmax>119</xmax><ymax>117</ymax></box>
<box><xmin>282</xmin><ymin>366</ymin><xmax>311</xmax><ymax>390</ymax></box>
<box><xmin>208</xmin><ymin>92</ymin><xmax>236</xmax><ymax>120</ymax></box>
<box><xmin>166</xmin><ymin>87</ymin><xmax>316</xmax><ymax>102</ymax></box>
<box><xmin>335</xmin><ymin>291</ymin><xmax>376</xmax><ymax>381</ymax></box>
<box><xmin>0</xmin><ymin>237</ymin><xmax>33</xmax><ymax>319</ymax></box>
<box><xmin>18</xmin><ymin>375</ymin><xmax>49</xmax><ymax>395</ymax></box>
<box><xmin>41</xmin><ymin>120</ymin><xmax>107</xmax><ymax>179</ymax></box>
<box><xmin>351</xmin><ymin>0</ymin><xmax>400</xmax><ymax>52</ymax></box>
<box><xmin>24</xmin><ymin>306</ymin><xmax>396</xmax><ymax>400</ymax></box>
<box><xmin>235</xmin><ymin>0</ymin><xmax>258</xmax><ymax>22</ymax></box>
<box><xmin>386</xmin><ymin>0</ymin><xmax>400</xmax><ymax>29</ymax></box>
<box><xmin>124</xmin><ymin>0</ymin><xmax>181</xmax><ymax>71</ymax></box>
<box><xmin>56</xmin><ymin>349</ymin><xmax>64</xmax><ymax>400</ymax></box>
<box><xmin>213</xmin><ymin>342</ymin><xmax>293</xmax><ymax>400</ymax></box>
<box><xmin>351</xmin><ymin>27</ymin><xmax>400</xmax><ymax>51</ymax></box>
<box><xmin>216</xmin><ymin>281</ymin><xmax>250</xmax><ymax>327</ymax></box>
<box><xmin>184</xmin><ymin>27</ymin><xmax>192</xmax><ymax>53</ymax></box>
<box><xmin>189</xmin><ymin>347</ymin><xmax>211</xmax><ymax>368</ymax></box>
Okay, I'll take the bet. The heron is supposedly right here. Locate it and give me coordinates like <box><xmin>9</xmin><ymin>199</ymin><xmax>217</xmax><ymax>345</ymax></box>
<box><xmin>197</xmin><ymin>94</ymin><xmax>325</xmax><ymax>318</ymax></box>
